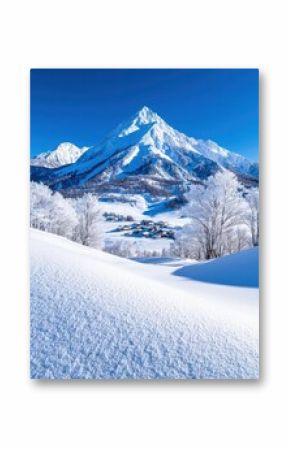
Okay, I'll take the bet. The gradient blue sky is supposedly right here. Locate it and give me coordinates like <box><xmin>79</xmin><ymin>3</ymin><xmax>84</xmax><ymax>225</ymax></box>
<box><xmin>30</xmin><ymin>69</ymin><xmax>259</xmax><ymax>160</ymax></box>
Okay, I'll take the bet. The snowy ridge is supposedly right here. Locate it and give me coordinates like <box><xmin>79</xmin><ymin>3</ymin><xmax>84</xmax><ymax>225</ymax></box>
<box><xmin>31</xmin><ymin>142</ymin><xmax>89</xmax><ymax>168</ymax></box>
<box><xmin>30</xmin><ymin>106</ymin><xmax>258</xmax><ymax>194</ymax></box>
<box><xmin>196</xmin><ymin>139</ymin><xmax>259</xmax><ymax>178</ymax></box>
<box><xmin>30</xmin><ymin>229</ymin><xmax>259</xmax><ymax>379</ymax></box>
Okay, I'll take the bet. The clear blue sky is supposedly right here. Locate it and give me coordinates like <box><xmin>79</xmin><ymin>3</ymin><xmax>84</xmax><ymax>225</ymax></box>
<box><xmin>30</xmin><ymin>69</ymin><xmax>259</xmax><ymax>160</ymax></box>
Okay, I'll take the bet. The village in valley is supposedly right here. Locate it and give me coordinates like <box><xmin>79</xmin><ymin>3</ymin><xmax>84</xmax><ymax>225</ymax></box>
<box><xmin>104</xmin><ymin>212</ymin><xmax>176</xmax><ymax>240</ymax></box>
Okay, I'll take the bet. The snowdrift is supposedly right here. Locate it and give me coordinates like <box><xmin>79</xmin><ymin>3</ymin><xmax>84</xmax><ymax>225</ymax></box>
<box><xmin>174</xmin><ymin>248</ymin><xmax>259</xmax><ymax>287</ymax></box>
<box><xmin>30</xmin><ymin>229</ymin><xmax>259</xmax><ymax>379</ymax></box>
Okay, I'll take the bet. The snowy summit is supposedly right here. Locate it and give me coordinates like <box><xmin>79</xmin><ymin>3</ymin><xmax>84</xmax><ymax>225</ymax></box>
<box><xmin>30</xmin><ymin>106</ymin><xmax>258</xmax><ymax>195</ymax></box>
<box><xmin>31</xmin><ymin>142</ymin><xmax>89</xmax><ymax>168</ymax></box>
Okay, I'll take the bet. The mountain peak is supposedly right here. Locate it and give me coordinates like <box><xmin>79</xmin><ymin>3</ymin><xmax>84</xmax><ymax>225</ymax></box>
<box><xmin>132</xmin><ymin>105</ymin><xmax>161</xmax><ymax>125</ymax></box>
<box><xmin>31</xmin><ymin>142</ymin><xmax>89</xmax><ymax>168</ymax></box>
<box><xmin>107</xmin><ymin>106</ymin><xmax>162</xmax><ymax>139</ymax></box>
<box><xmin>31</xmin><ymin>105</ymin><xmax>259</xmax><ymax>190</ymax></box>
<box><xmin>55</xmin><ymin>142</ymin><xmax>78</xmax><ymax>151</ymax></box>
<box><xmin>135</xmin><ymin>105</ymin><xmax>157</xmax><ymax>119</ymax></box>
<box><xmin>137</xmin><ymin>105</ymin><xmax>151</xmax><ymax>114</ymax></box>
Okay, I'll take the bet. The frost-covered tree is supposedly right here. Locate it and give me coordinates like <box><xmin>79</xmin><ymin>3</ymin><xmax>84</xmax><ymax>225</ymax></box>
<box><xmin>30</xmin><ymin>183</ymin><xmax>104</xmax><ymax>247</ymax></box>
<box><xmin>73</xmin><ymin>193</ymin><xmax>102</xmax><ymax>248</ymax></box>
<box><xmin>222</xmin><ymin>224</ymin><xmax>252</xmax><ymax>254</ymax></box>
<box><xmin>182</xmin><ymin>171</ymin><xmax>250</xmax><ymax>259</ymax></box>
<box><xmin>246</xmin><ymin>187</ymin><xmax>259</xmax><ymax>246</ymax></box>
<box><xmin>103</xmin><ymin>240</ymin><xmax>166</xmax><ymax>259</ymax></box>
<box><xmin>50</xmin><ymin>192</ymin><xmax>78</xmax><ymax>239</ymax></box>
<box><xmin>161</xmin><ymin>247</ymin><xmax>169</xmax><ymax>258</ymax></box>
<box><xmin>30</xmin><ymin>182</ymin><xmax>77</xmax><ymax>239</ymax></box>
<box><xmin>30</xmin><ymin>182</ymin><xmax>53</xmax><ymax>231</ymax></box>
<box><xmin>104</xmin><ymin>239</ymin><xmax>137</xmax><ymax>258</ymax></box>
<box><xmin>170</xmin><ymin>224</ymin><xmax>204</xmax><ymax>260</ymax></box>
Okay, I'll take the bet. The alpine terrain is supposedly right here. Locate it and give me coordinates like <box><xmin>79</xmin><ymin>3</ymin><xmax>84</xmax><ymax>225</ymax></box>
<box><xmin>30</xmin><ymin>106</ymin><xmax>259</xmax><ymax>380</ymax></box>
<box><xmin>30</xmin><ymin>106</ymin><xmax>258</xmax><ymax>196</ymax></box>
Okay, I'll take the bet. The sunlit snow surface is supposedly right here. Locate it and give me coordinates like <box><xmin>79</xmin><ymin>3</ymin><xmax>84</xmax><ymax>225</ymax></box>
<box><xmin>30</xmin><ymin>229</ymin><xmax>259</xmax><ymax>379</ymax></box>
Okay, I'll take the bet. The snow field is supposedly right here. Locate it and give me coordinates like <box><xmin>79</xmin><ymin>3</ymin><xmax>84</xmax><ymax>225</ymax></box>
<box><xmin>31</xmin><ymin>229</ymin><xmax>258</xmax><ymax>379</ymax></box>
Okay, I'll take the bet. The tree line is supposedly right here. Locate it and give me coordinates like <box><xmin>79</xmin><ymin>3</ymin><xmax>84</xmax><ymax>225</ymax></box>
<box><xmin>30</xmin><ymin>182</ymin><xmax>102</xmax><ymax>248</ymax></box>
<box><xmin>30</xmin><ymin>171</ymin><xmax>259</xmax><ymax>260</ymax></box>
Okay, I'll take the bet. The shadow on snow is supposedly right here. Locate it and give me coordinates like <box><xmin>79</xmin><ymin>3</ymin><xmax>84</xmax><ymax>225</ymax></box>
<box><xmin>173</xmin><ymin>247</ymin><xmax>259</xmax><ymax>288</ymax></box>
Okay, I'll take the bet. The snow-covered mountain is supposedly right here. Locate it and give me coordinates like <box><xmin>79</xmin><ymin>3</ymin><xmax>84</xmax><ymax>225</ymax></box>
<box><xmin>31</xmin><ymin>142</ymin><xmax>89</xmax><ymax>168</ymax></box>
<box><xmin>196</xmin><ymin>139</ymin><xmax>259</xmax><ymax>178</ymax></box>
<box><xmin>31</xmin><ymin>106</ymin><xmax>258</xmax><ymax>195</ymax></box>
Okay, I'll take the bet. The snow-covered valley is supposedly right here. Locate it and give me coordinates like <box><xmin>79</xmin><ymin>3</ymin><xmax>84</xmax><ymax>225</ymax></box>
<box><xmin>30</xmin><ymin>229</ymin><xmax>259</xmax><ymax>379</ymax></box>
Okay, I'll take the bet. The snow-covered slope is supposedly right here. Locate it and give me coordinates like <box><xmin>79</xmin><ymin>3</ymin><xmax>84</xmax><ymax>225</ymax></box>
<box><xmin>196</xmin><ymin>139</ymin><xmax>259</xmax><ymax>178</ymax></box>
<box><xmin>30</xmin><ymin>229</ymin><xmax>259</xmax><ymax>379</ymax></box>
<box><xmin>174</xmin><ymin>247</ymin><xmax>259</xmax><ymax>287</ymax></box>
<box><xmin>30</xmin><ymin>106</ymin><xmax>258</xmax><ymax>194</ymax></box>
<box><xmin>31</xmin><ymin>142</ymin><xmax>89</xmax><ymax>168</ymax></box>
<box><xmin>104</xmin><ymin>106</ymin><xmax>259</xmax><ymax>177</ymax></box>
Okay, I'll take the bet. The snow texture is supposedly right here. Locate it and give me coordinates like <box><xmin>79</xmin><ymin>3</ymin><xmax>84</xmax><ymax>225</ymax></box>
<box><xmin>30</xmin><ymin>229</ymin><xmax>259</xmax><ymax>380</ymax></box>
